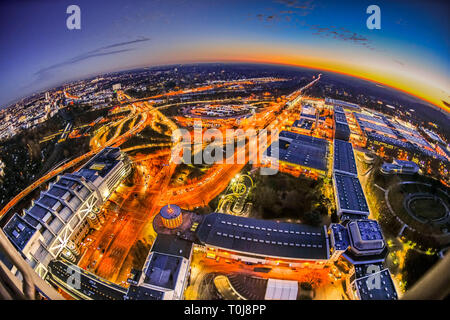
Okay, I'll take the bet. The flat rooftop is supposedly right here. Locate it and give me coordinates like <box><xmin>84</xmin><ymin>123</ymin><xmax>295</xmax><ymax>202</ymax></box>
<box><xmin>334</xmin><ymin>173</ymin><xmax>369</xmax><ymax>214</ymax></box>
<box><xmin>354</xmin><ymin>263</ymin><xmax>384</xmax><ymax>279</ymax></box>
<box><xmin>326</xmin><ymin>98</ymin><xmax>360</xmax><ymax>110</ymax></box>
<box><xmin>357</xmin><ymin>119</ymin><xmax>397</xmax><ymax>137</ymax></box>
<box><xmin>423</xmin><ymin>128</ymin><xmax>445</xmax><ymax>144</ymax></box>
<box><xmin>391</xmin><ymin>121</ymin><xmax>418</xmax><ymax>136</ymax></box>
<box><xmin>126</xmin><ymin>285</ymin><xmax>164</xmax><ymax>300</ymax></box>
<box><xmin>356</xmin><ymin>220</ymin><xmax>384</xmax><ymax>241</ymax></box>
<box><xmin>394</xmin><ymin>159</ymin><xmax>419</xmax><ymax>167</ymax></box>
<box><xmin>355</xmin><ymin>269</ymin><xmax>398</xmax><ymax>300</ymax></box>
<box><xmin>399</xmin><ymin>132</ymin><xmax>432</xmax><ymax>149</ymax></box>
<box><xmin>366</xmin><ymin>131</ymin><xmax>413</xmax><ymax>150</ymax></box>
<box><xmin>366</xmin><ymin>132</ymin><xmax>447</xmax><ymax>162</ymax></box>
<box><xmin>293</xmin><ymin>118</ymin><xmax>314</xmax><ymax>130</ymax></box>
<box><xmin>354</xmin><ymin>112</ymin><xmax>387</xmax><ymax>125</ymax></box>
<box><xmin>266</xmin><ymin>131</ymin><xmax>329</xmax><ymax>172</ymax></box>
<box><xmin>333</xmin><ymin>139</ymin><xmax>357</xmax><ymax>176</ymax></box>
<box><xmin>151</xmin><ymin>234</ymin><xmax>193</xmax><ymax>260</ymax></box>
<box><xmin>160</xmin><ymin>204</ymin><xmax>182</xmax><ymax>220</ymax></box>
<box><xmin>77</xmin><ymin>147</ymin><xmax>122</xmax><ymax>181</ymax></box>
<box><xmin>143</xmin><ymin>252</ymin><xmax>183</xmax><ymax>290</ymax></box>
<box><xmin>197</xmin><ymin>212</ymin><xmax>329</xmax><ymax>260</ymax></box>
<box><xmin>347</xmin><ymin>220</ymin><xmax>385</xmax><ymax>252</ymax></box>
<box><xmin>334</xmin><ymin>112</ymin><xmax>348</xmax><ymax>125</ymax></box>
<box><xmin>3</xmin><ymin>214</ymin><xmax>37</xmax><ymax>251</ymax></box>
<box><xmin>333</xmin><ymin>105</ymin><xmax>345</xmax><ymax>113</ymax></box>
<box><xmin>330</xmin><ymin>224</ymin><xmax>350</xmax><ymax>251</ymax></box>
<box><xmin>335</xmin><ymin>122</ymin><xmax>350</xmax><ymax>134</ymax></box>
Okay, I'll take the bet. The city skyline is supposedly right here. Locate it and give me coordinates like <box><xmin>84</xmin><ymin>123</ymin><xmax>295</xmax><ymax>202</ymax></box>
<box><xmin>0</xmin><ymin>0</ymin><xmax>449</xmax><ymax>112</ymax></box>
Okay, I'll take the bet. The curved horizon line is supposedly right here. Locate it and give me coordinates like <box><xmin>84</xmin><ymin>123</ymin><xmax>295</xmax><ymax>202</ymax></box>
<box><xmin>200</xmin><ymin>58</ymin><xmax>449</xmax><ymax>115</ymax></box>
<box><xmin>5</xmin><ymin>59</ymin><xmax>449</xmax><ymax>115</ymax></box>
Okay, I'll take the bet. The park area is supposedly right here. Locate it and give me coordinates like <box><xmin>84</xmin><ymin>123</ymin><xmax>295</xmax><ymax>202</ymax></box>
<box><xmin>387</xmin><ymin>182</ymin><xmax>449</xmax><ymax>235</ymax></box>
<box><xmin>247</xmin><ymin>171</ymin><xmax>332</xmax><ymax>226</ymax></box>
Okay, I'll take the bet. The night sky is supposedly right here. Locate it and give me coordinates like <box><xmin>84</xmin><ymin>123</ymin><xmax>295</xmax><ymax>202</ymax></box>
<box><xmin>0</xmin><ymin>0</ymin><xmax>448</xmax><ymax>111</ymax></box>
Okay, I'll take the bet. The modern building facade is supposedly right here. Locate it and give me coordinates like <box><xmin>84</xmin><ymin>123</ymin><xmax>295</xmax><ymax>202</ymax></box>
<box><xmin>2</xmin><ymin>147</ymin><xmax>131</xmax><ymax>278</ymax></box>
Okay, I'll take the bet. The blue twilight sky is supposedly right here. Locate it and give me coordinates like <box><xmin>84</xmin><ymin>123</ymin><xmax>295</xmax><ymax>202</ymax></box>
<box><xmin>0</xmin><ymin>0</ymin><xmax>448</xmax><ymax>110</ymax></box>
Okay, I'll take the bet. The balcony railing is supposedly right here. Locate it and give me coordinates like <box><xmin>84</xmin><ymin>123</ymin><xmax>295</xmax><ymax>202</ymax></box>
<box><xmin>0</xmin><ymin>229</ymin><xmax>63</xmax><ymax>300</ymax></box>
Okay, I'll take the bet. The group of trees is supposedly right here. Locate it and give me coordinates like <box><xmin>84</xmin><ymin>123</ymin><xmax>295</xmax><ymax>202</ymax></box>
<box><xmin>249</xmin><ymin>172</ymin><xmax>330</xmax><ymax>226</ymax></box>
<box><xmin>130</xmin><ymin>239</ymin><xmax>152</xmax><ymax>271</ymax></box>
<box><xmin>402</xmin><ymin>249</ymin><xmax>439</xmax><ymax>291</ymax></box>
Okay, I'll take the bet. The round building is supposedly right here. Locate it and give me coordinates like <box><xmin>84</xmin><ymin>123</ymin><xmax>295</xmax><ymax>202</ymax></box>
<box><xmin>160</xmin><ymin>204</ymin><xmax>183</xmax><ymax>229</ymax></box>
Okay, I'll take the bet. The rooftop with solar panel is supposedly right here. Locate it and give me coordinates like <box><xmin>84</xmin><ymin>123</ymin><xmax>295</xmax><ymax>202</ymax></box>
<box><xmin>333</xmin><ymin>139</ymin><xmax>358</xmax><ymax>176</ymax></box>
<box><xmin>264</xmin><ymin>130</ymin><xmax>329</xmax><ymax>174</ymax></box>
<box><xmin>334</xmin><ymin>112</ymin><xmax>348</xmax><ymax>125</ymax></box>
<box><xmin>329</xmin><ymin>223</ymin><xmax>350</xmax><ymax>252</ymax></box>
<box><xmin>76</xmin><ymin>147</ymin><xmax>123</xmax><ymax>182</ymax></box>
<box><xmin>333</xmin><ymin>172</ymin><xmax>370</xmax><ymax>218</ymax></box>
<box><xmin>353</xmin><ymin>268</ymin><xmax>398</xmax><ymax>300</ymax></box>
<box><xmin>342</xmin><ymin>220</ymin><xmax>387</xmax><ymax>265</ymax></box>
<box><xmin>196</xmin><ymin>212</ymin><xmax>330</xmax><ymax>261</ymax></box>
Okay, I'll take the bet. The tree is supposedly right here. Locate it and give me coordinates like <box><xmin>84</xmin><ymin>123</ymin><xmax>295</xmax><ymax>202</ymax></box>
<box><xmin>403</xmin><ymin>250</ymin><xmax>439</xmax><ymax>290</ymax></box>
<box><xmin>330</xmin><ymin>209</ymin><xmax>338</xmax><ymax>223</ymax></box>
<box><xmin>302</xmin><ymin>211</ymin><xmax>322</xmax><ymax>226</ymax></box>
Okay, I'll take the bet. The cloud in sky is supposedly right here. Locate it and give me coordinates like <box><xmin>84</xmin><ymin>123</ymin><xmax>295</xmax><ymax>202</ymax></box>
<box><xmin>275</xmin><ymin>0</ymin><xmax>316</xmax><ymax>16</ymax></box>
<box><xmin>33</xmin><ymin>37</ymin><xmax>150</xmax><ymax>82</ymax></box>
<box><xmin>254</xmin><ymin>0</ymin><xmax>376</xmax><ymax>51</ymax></box>
<box><xmin>307</xmin><ymin>25</ymin><xmax>374</xmax><ymax>50</ymax></box>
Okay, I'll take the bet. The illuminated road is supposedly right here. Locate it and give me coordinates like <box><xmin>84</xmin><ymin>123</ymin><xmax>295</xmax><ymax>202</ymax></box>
<box><xmin>186</xmin><ymin>251</ymin><xmax>331</xmax><ymax>300</ymax></box>
<box><xmin>0</xmin><ymin>78</ymin><xmax>291</xmax><ymax>219</ymax></box>
<box><xmin>159</xmin><ymin>75</ymin><xmax>321</xmax><ymax>209</ymax></box>
<box><xmin>77</xmin><ymin>153</ymin><xmax>176</xmax><ymax>284</ymax></box>
<box><xmin>0</xmin><ymin>76</ymin><xmax>321</xmax><ymax>298</ymax></box>
<box><xmin>0</xmin><ymin>93</ymin><xmax>149</xmax><ymax>219</ymax></box>
<box><xmin>77</xmin><ymin>94</ymin><xmax>179</xmax><ymax>284</ymax></box>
